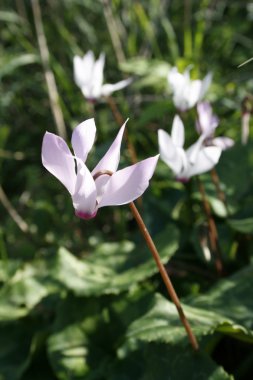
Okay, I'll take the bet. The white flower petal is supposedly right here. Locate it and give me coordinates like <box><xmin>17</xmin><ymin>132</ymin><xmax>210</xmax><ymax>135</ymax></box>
<box><xmin>158</xmin><ymin>129</ymin><xmax>185</xmax><ymax>175</ymax></box>
<box><xmin>72</xmin><ymin>163</ymin><xmax>97</xmax><ymax>217</ymax></box>
<box><xmin>186</xmin><ymin>146</ymin><xmax>222</xmax><ymax>178</ymax></box>
<box><xmin>92</xmin><ymin>120</ymin><xmax>127</xmax><ymax>175</ymax></box>
<box><xmin>73</xmin><ymin>52</ymin><xmax>94</xmax><ymax>89</ymax></box>
<box><xmin>196</xmin><ymin>102</ymin><xmax>219</xmax><ymax>135</ymax></box>
<box><xmin>41</xmin><ymin>132</ymin><xmax>76</xmax><ymax>194</ymax></box>
<box><xmin>71</xmin><ymin>118</ymin><xmax>96</xmax><ymax>162</ymax></box>
<box><xmin>199</xmin><ymin>72</ymin><xmax>212</xmax><ymax>100</ymax></box>
<box><xmin>168</xmin><ymin>67</ymin><xmax>211</xmax><ymax>111</ymax></box>
<box><xmin>212</xmin><ymin>137</ymin><xmax>234</xmax><ymax>150</ymax></box>
<box><xmin>98</xmin><ymin>155</ymin><xmax>159</xmax><ymax>208</ymax></box>
<box><xmin>168</xmin><ymin>67</ymin><xmax>184</xmax><ymax>91</ymax></box>
<box><xmin>91</xmin><ymin>52</ymin><xmax>105</xmax><ymax>99</ymax></box>
<box><xmin>171</xmin><ymin>115</ymin><xmax>185</xmax><ymax>147</ymax></box>
<box><xmin>101</xmin><ymin>78</ymin><xmax>132</xmax><ymax>97</ymax></box>
<box><xmin>185</xmin><ymin>80</ymin><xmax>202</xmax><ymax>108</ymax></box>
<box><xmin>186</xmin><ymin>134</ymin><xmax>206</xmax><ymax>165</ymax></box>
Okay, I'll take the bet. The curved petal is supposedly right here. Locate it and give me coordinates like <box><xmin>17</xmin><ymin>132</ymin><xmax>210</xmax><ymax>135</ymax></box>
<box><xmin>196</xmin><ymin>102</ymin><xmax>219</xmax><ymax>135</ymax></box>
<box><xmin>212</xmin><ymin>137</ymin><xmax>234</xmax><ymax>150</ymax></box>
<box><xmin>186</xmin><ymin>134</ymin><xmax>206</xmax><ymax>165</ymax></box>
<box><xmin>94</xmin><ymin>174</ymin><xmax>111</xmax><ymax>205</ymax></box>
<box><xmin>91</xmin><ymin>52</ymin><xmax>105</xmax><ymax>99</ymax></box>
<box><xmin>168</xmin><ymin>67</ymin><xmax>184</xmax><ymax>91</ymax></box>
<box><xmin>173</xmin><ymin>94</ymin><xmax>188</xmax><ymax>112</ymax></box>
<box><xmin>72</xmin><ymin>162</ymin><xmax>97</xmax><ymax>217</ymax></box>
<box><xmin>98</xmin><ymin>155</ymin><xmax>159</xmax><ymax>208</ymax></box>
<box><xmin>101</xmin><ymin>78</ymin><xmax>132</xmax><ymax>97</ymax></box>
<box><xmin>186</xmin><ymin>146</ymin><xmax>222</xmax><ymax>178</ymax></box>
<box><xmin>73</xmin><ymin>56</ymin><xmax>85</xmax><ymax>88</ymax></box>
<box><xmin>80</xmin><ymin>84</ymin><xmax>92</xmax><ymax>100</ymax></box>
<box><xmin>171</xmin><ymin>115</ymin><xmax>185</xmax><ymax>147</ymax></box>
<box><xmin>41</xmin><ymin>132</ymin><xmax>76</xmax><ymax>194</ymax></box>
<box><xmin>71</xmin><ymin>118</ymin><xmax>96</xmax><ymax>162</ymax></box>
<box><xmin>73</xmin><ymin>52</ymin><xmax>94</xmax><ymax>89</ymax></box>
<box><xmin>185</xmin><ymin>80</ymin><xmax>202</xmax><ymax>109</ymax></box>
<box><xmin>168</xmin><ymin>68</ymin><xmax>187</xmax><ymax>110</ymax></box>
<box><xmin>92</xmin><ymin>120</ymin><xmax>127</xmax><ymax>175</ymax></box>
<box><xmin>197</xmin><ymin>102</ymin><xmax>211</xmax><ymax>133</ymax></box>
<box><xmin>158</xmin><ymin>129</ymin><xmax>184</xmax><ymax>175</ymax></box>
<box><xmin>199</xmin><ymin>72</ymin><xmax>212</xmax><ymax>100</ymax></box>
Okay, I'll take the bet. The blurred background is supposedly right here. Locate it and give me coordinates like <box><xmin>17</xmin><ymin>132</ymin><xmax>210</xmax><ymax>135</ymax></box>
<box><xmin>1</xmin><ymin>1</ymin><xmax>253</xmax><ymax>379</ymax></box>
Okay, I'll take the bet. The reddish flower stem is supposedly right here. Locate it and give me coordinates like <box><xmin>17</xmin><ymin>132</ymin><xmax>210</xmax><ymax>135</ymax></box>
<box><xmin>129</xmin><ymin>201</ymin><xmax>199</xmax><ymax>351</ymax></box>
<box><xmin>196</xmin><ymin>177</ymin><xmax>223</xmax><ymax>275</ymax></box>
<box><xmin>92</xmin><ymin>170</ymin><xmax>198</xmax><ymax>350</ymax></box>
<box><xmin>210</xmin><ymin>168</ymin><xmax>225</xmax><ymax>204</ymax></box>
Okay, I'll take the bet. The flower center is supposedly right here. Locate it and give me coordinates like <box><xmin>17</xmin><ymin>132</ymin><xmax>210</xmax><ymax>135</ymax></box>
<box><xmin>93</xmin><ymin>169</ymin><xmax>113</xmax><ymax>180</ymax></box>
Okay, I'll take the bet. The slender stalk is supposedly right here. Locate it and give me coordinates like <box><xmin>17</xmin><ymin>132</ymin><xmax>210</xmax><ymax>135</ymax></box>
<box><xmin>241</xmin><ymin>111</ymin><xmax>250</xmax><ymax>145</ymax></box>
<box><xmin>0</xmin><ymin>185</ymin><xmax>29</xmax><ymax>233</ymax></box>
<box><xmin>101</xmin><ymin>0</ymin><xmax>126</xmax><ymax>64</ymax></box>
<box><xmin>87</xmin><ymin>101</ymin><xmax>95</xmax><ymax>117</ymax></box>
<box><xmin>107</xmin><ymin>96</ymin><xmax>138</xmax><ymax>165</ymax></box>
<box><xmin>196</xmin><ymin>177</ymin><xmax>223</xmax><ymax>275</ymax></box>
<box><xmin>92</xmin><ymin>169</ymin><xmax>198</xmax><ymax>350</ymax></box>
<box><xmin>241</xmin><ymin>96</ymin><xmax>253</xmax><ymax>145</ymax></box>
<box><xmin>15</xmin><ymin>0</ymin><xmax>28</xmax><ymax>19</ymax></box>
<box><xmin>31</xmin><ymin>0</ymin><xmax>67</xmax><ymax>139</ymax></box>
<box><xmin>210</xmin><ymin>168</ymin><xmax>225</xmax><ymax>204</ymax></box>
<box><xmin>129</xmin><ymin>201</ymin><xmax>199</xmax><ymax>351</ymax></box>
<box><xmin>184</xmin><ymin>0</ymin><xmax>192</xmax><ymax>60</ymax></box>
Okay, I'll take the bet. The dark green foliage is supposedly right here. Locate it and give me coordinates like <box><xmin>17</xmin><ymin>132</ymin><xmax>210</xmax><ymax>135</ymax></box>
<box><xmin>0</xmin><ymin>1</ymin><xmax>253</xmax><ymax>379</ymax></box>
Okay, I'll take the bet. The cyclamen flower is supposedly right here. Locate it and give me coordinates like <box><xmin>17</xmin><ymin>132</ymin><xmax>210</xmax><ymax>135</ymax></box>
<box><xmin>158</xmin><ymin>115</ymin><xmax>222</xmax><ymax>181</ymax></box>
<box><xmin>74</xmin><ymin>51</ymin><xmax>132</xmax><ymax>101</ymax></box>
<box><xmin>196</xmin><ymin>102</ymin><xmax>234</xmax><ymax>150</ymax></box>
<box><xmin>168</xmin><ymin>67</ymin><xmax>212</xmax><ymax>112</ymax></box>
<box><xmin>42</xmin><ymin>119</ymin><xmax>159</xmax><ymax>219</ymax></box>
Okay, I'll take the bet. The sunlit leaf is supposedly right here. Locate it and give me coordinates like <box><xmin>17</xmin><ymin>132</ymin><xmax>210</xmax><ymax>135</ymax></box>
<box><xmin>49</xmin><ymin>224</ymin><xmax>179</xmax><ymax>296</ymax></box>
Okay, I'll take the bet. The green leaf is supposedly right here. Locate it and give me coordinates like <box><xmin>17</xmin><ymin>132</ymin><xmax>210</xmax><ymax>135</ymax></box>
<box><xmin>0</xmin><ymin>11</ymin><xmax>23</xmax><ymax>23</ymax></box>
<box><xmin>122</xmin><ymin>293</ymin><xmax>253</xmax><ymax>352</ymax></box>
<box><xmin>0</xmin><ymin>261</ymin><xmax>59</xmax><ymax>321</ymax></box>
<box><xmin>123</xmin><ymin>266</ymin><xmax>253</xmax><ymax>347</ymax></box>
<box><xmin>227</xmin><ymin>217</ymin><xmax>253</xmax><ymax>234</ymax></box>
<box><xmin>50</xmin><ymin>224</ymin><xmax>179</xmax><ymax>296</ymax></box>
<box><xmin>120</xmin><ymin>58</ymin><xmax>170</xmax><ymax>88</ymax></box>
<box><xmin>189</xmin><ymin>264</ymin><xmax>253</xmax><ymax>329</ymax></box>
<box><xmin>108</xmin><ymin>343</ymin><xmax>232</xmax><ymax>380</ymax></box>
<box><xmin>0</xmin><ymin>319</ymin><xmax>35</xmax><ymax>380</ymax></box>
<box><xmin>47</xmin><ymin>295</ymin><xmax>116</xmax><ymax>380</ymax></box>
<box><xmin>47</xmin><ymin>291</ymin><xmax>232</xmax><ymax>380</ymax></box>
<box><xmin>0</xmin><ymin>54</ymin><xmax>39</xmax><ymax>79</ymax></box>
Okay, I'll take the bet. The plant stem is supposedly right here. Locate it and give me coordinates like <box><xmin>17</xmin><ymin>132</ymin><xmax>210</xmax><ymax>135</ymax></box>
<box><xmin>31</xmin><ymin>0</ymin><xmax>67</xmax><ymax>140</ymax></box>
<box><xmin>210</xmin><ymin>168</ymin><xmax>229</xmax><ymax>217</ymax></box>
<box><xmin>184</xmin><ymin>0</ymin><xmax>192</xmax><ymax>60</ymax></box>
<box><xmin>129</xmin><ymin>201</ymin><xmax>199</xmax><ymax>351</ymax></box>
<box><xmin>196</xmin><ymin>177</ymin><xmax>223</xmax><ymax>275</ymax></box>
<box><xmin>210</xmin><ymin>168</ymin><xmax>225</xmax><ymax>204</ymax></box>
<box><xmin>0</xmin><ymin>185</ymin><xmax>29</xmax><ymax>233</ymax></box>
<box><xmin>101</xmin><ymin>0</ymin><xmax>126</xmax><ymax>64</ymax></box>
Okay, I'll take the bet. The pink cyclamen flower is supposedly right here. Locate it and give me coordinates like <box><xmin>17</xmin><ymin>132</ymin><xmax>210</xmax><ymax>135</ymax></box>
<box><xmin>158</xmin><ymin>115</ymin><xmax>222</xmax><ymax>181</ymax></box>
<box><xmin>74</xmin><ymin>51</ymin><xmax>132</xmax><ymax>102</ymax></box>
<box><xmin>42</xmin><ymin>118</ymin><xmax>159</xmax><ymax>219</ymax></box>
<box><xmin>168</xmin><ymin>67</ymin><xmax>212</xmax><ymax>112</ymax></box>
<box><xmin>196</xmin><ymin>102</ymin><xmax>234</xmax><ymax>150</ymax></box>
